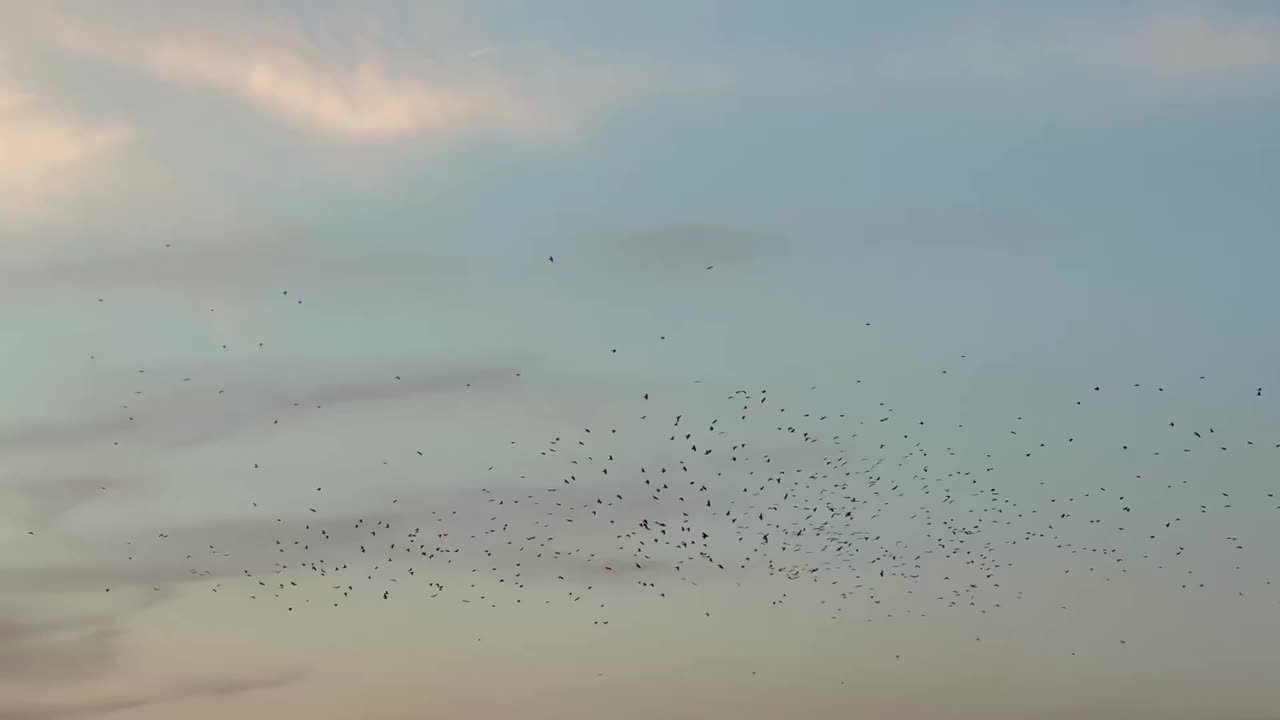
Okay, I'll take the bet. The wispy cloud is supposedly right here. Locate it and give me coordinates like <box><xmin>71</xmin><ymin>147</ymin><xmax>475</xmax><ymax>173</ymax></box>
<box><xmin>52</xmin><ymin>15</ymin><xmax>548</xmax><ymax>142</ymax></box>
<box><xmin>0</xmin><ymin>589</ymin><xmax>177</xmax><ymax>690</ymax></box>
<box><xmin>18</xmin><ymin>5</ymin><xmax>1272</xmax><ymax>173</ymax></box>
<box><xmin>0</xmin><ymin>234</ymin><xmax>473</xmax><ymax>298</ymax></box>
<box><xmin>9</xmin><ymin>474</ymin><xmax>151</xmax><ymax>532</ymax></box>
<box><xmin>0</xmin><ymin>85</ymin><xmax>129</xmax><ymax>218</ymax></box>
<box><xmin>0</xmin><ymin>360</ymin><xmax>530</xmax><ymax>454</ymax></box>
<box><xmin>1</xmin><ymin>505</ymin><xmax>406</xmax><ymax>596</ymax></box>
<box><xmin>0</xmin><ymin>662</ymin><xmax>303</xmax><ymax>720</ymax></box>
<box><xmin>0</xmin><ymin>608</ymin><xmax>122</xmax><ymax>688</ymax></box>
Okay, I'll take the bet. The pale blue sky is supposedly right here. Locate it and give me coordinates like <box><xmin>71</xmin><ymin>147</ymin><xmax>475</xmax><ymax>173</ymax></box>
<box><xmin>2</xmin><ymin>2</ymin><xmax>1279</xmax><ymax>719</ymax></box>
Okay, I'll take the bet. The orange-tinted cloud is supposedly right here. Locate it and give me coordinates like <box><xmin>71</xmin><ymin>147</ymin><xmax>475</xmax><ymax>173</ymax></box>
<box><xmin>0</xmin><ymin>87</ymin><xmax>129</xmax><ymax>218</ymax></box>
<box><xmin>53</xmin><ymin>18</ymin><xmax>547</xmax><ymax>142</ymax></box>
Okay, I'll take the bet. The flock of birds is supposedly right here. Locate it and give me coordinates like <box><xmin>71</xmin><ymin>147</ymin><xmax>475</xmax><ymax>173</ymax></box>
<box><xmin>215</xmin><ymin>378</ymin><xmax>1274</xmax><ymax>628</ymax></box>
<box><xmin>13</xmin><ymin>253</ymin><xmax>1279</xmax><ymax>661</ymax></box>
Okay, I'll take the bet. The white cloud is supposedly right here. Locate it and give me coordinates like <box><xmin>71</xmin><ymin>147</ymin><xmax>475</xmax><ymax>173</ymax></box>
<box><xmin>6</xmin><ymin>6</ymin><xmax>1275</xmax><ymax>173</ymax></box>
<box><xmin>31</xmin><ymin>5</ymin><xmax>1277</xmax><ymax>159</ymax></box>
<box><xmin>53</xmin><ymin>20</ymin><xmax>551</xmax><ymax>142</ymax></box>
<box><xmin>0</xmin><ymin>87</ymin><xmax>129</xmax><ymax>219</ymax></box>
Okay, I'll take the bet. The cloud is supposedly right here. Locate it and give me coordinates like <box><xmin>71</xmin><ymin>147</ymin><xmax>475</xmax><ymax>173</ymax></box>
<box><xmin>7</xmin><ymin>5</ymin><xmax>1277</xmax><ymax>175</ymax></box>
<box><xmin>0</xmin><ymin>589</ymin><xmax>180</xmax><ymax>690</ymax></box>
<box><xmin>0</xmin><ymin>360</ymin><xmax>530</xmax><ymax>454</ymax></box>
<box><xmin>0</xmin><ymin>562</ymin><xmax>244</xmax><ymax>596</ymax></box>
<box><xmin>0</xmin><ymin>86</ymin><xmax>130</xmax><ymax>218</ymax></box>
<box><xmin>0</xmin><ymin>233</ymin><xmax>481</xmax><ymax>352</ymax></box>
<box><xmin>3</xmin><ymin>466</ymin><xmax>733</xmax><ymax>603</ymax></box>
<box><xmin>0</xmin><ymin>233</ymin><xmax>474</xmax><ymax>298</ymax></box>
<box><xmin>0</xmin><ymin>609</ymin><xmax>122</xmax><ymax>687</ymax></box>
<box><xmin>9</xmin><ymin>474</ymin><xmax>151</xmax><ymax>531</ymax></box>
<box><xmin>1</xmin><ymin>505</ymin><xmax>407</xmax><ymax>597</ymax></box>
<box><xmin>0</xmin><ymin>666</ymin><xmax>303</xmax><ymax>720</ymax></box>
<box><xmin>0</xmin><ymin>487</ymin><xmax>685</xmax><ymax>616</ymax></box>
<box><xmin>52</xmin><ymin>15</ymin><xmax>548</xmax><ymax>142</ymax></box>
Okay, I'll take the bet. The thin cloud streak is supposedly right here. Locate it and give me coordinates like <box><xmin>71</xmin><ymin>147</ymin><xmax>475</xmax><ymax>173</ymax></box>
<box><xmin>0</xmin><ymin>610</ymin><xmax>122</xmax><ymax>687</ymax></box>
<box><xmin>0</xmin><ymin>589</ymin><xmax>178</xmax><ymax>689</ymax></box>
<box><xmin>1</xmin><ymin>508</ymin><xmax>405</xmax><ymax>596</ymax></box>
<box><xmin>3</xmin><ymin>472</ymin><xmax>728</xmax><ymax>600</ymax></box>
<box><xmin>8</xmin><ymin>474</ymin><xmax>151</xmax><ymax>532</ymax></box>
<box><xmin>0</xmin><ymin>361</ymin><xmax>531</xmax><ymax>454</ymax></box>
<box><xmin>0</xmin><ymin>237</ymin><xmax>475</xmax><ymax>298</ymax></box>
<box><xmin>0</xmin><ymin>667</ymin><xmax>304</xmax><ymax>720</ymax></box>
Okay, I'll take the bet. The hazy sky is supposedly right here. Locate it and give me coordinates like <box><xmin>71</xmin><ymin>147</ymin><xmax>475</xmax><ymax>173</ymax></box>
<box><xmin>2</xmin><ymin>2</ymin><xmax>1279</xmax><ymax>719</ymax></box>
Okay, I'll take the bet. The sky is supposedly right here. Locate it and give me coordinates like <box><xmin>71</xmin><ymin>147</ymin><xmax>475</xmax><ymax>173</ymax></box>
<box><xmin>1</xmin><ymin>1</ymin><xmax>1279</xmax><ymax>718</ymax></box>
